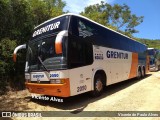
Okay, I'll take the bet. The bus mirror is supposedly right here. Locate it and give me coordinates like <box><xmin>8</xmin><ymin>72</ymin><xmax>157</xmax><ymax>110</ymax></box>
<box><xmin>55</xmin><ymin>38</ymin><xmax>62</xmax><ymax>54</ymax></box>
<box><xmin>55</xmin><ymin>31</ymin><xmax>68</xmax><ymax>54</ymax></box>
<box><xmin>13</xmin><ymin>54</ymin><xmax>17</xmax><ymax>62</ymax></box>
<box><xmin>13</xmin><ymin>44</ymin><xmax>26</xmax><ymax>62</ymax></box>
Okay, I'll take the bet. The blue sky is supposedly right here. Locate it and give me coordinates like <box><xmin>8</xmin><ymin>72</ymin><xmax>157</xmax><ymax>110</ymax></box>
<box><xmin>63</xmin><ymin>0</ymin><xmax>160</xmax><ymax>40</ymax></box>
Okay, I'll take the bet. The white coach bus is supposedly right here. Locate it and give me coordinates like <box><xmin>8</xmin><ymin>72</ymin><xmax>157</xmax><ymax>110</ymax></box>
<box><xmin>13</xmin><ymin>13</ymin><xmax>149</xmax><ymax>97</ymax></box>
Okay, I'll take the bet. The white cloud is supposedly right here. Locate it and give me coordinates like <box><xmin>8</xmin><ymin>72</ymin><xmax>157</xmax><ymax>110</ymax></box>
<box><xmin>64</xmin><ymin>0</ymin><xmax>115</xmax><ymax>14</ymax></box>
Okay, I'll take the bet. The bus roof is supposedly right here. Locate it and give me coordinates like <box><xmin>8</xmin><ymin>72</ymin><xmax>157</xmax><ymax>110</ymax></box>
<box><xmin>34</xmin><ymin>13</ymin><xmax>146</xmax><ymax>46</ymax></box>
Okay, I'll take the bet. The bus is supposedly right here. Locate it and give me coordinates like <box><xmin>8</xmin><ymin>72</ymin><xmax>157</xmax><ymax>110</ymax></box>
<box><xmin>147</xmin><ymin>48</ymin><xmax>160</xmax><ymax>71</ymax></box>
<box><xmin>13</xmin><ymin>13</ymin><xmax>149</xmax><ymax>97</ymax></box>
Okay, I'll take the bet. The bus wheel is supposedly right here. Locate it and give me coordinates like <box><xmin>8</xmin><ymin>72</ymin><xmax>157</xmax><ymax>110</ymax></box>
<box><xmin>91</xmin><ymin>74</ymin><xmax>104</xmax><ymax>97</ymax></box>
<box><xmin>142</xmin><ymin>67</ymin><xmax>146</xmax><ymax>78</ymax></box>
<box><xmin>155</xmin><ymin>65</ymin><xmax>158</xmax><ymax>71</ymax></box>
<box><xmin>137</xmin><ymin>68</ymin><xmax>142</xmax><ymax>79</ymax></box>
<box><xmin>141</xmin><ymin>68</ymin><xmax>144</xmax><ymax>78</ymax></box>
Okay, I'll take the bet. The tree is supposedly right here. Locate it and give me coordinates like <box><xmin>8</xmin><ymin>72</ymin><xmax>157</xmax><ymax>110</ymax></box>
<box><xmin>0</xmin><ymin>38</ymin><xmax>17</xmax><ymax>94</ymax></box>
<box><xmin>81</xmin><ymin>1</ymin><xmax>144</xmax><ymax>37</ymax></box>
<box><xmin>138</xmin><ymin>38</ymin><xmax>160</xmax><ymax>49</ymax></box>
<box><xmin>0</xmin><ymin>0</ymin><xmax>66</xmax><ymax>44</ymax></box>
<box><xmin>0</xmin><ymin>0</ymin><xmax>66</xmax><ymax>93</ymax></box>
<box><xmin>28</xmin><ymin>0</ymin><xmax>66</xmax><ymax>26</ymax></box>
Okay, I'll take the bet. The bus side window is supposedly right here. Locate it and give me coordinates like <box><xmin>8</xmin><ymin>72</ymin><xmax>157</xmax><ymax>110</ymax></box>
<box><xmin>69</xmin><ymin>38</ymin><xmax>93</xmax><ymax>68</ymax></box>
<box><xmin>69</xmin><ymin>16</ymin><xmax>79</xmax><ymax>37</ymax></box>
<box><xmin>85</xmin><ymin>41</ymin><xmax>93</xmax><ymax>65</ymax></box>
<box><xmin>68</xmin><ymin>17</ymin><xmax>93</xmax><ymax>68</ymax></box>
<box><xmin>134</xmin><ymin>42</ymin><xmax>138</xmax><ymax>52</ymax></box>
<box><xmin>77</xmin><ymin>19</ymin><xmax>93</xmax><ymax>65</ymax></box>
<box><xmin>70</xmin><ymin>39</ymin><xmax>85</xmax><ymax>67</ymax></box>
<box><xmin>78</xmin><ymin>19</ymin><xmax>94</xmax><ymax>38</ymax></box>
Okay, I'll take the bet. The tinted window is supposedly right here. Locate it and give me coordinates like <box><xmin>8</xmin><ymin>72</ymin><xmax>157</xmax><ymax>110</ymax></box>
<box><xmin>70</xmin><ymin>15</ymin><xmax>147</xmax><ymax>54</ymax></box>
<box><xmin>27</xmin><ymin>35</ymin><xmax>67</xmax><ymax>71</ymax></box>
<box><xmin>68</xmin><ymin>17</ymin><xmax>93</xmax><ymax>68</ymax></box>
<box><xmin>31</xmin><ymin>16</ymin><xmax>69</xmax><ymax>40</ymax></box>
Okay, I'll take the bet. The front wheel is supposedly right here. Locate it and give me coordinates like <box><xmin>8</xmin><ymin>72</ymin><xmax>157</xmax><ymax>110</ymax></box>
<box><xmin>90</xmin><ymin>74</ymin><xmax>104</xmax><ymax>97</ymax></box>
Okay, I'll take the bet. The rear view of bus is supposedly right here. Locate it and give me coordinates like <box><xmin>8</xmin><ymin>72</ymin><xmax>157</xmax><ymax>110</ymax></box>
<box><xmin>148</xmin><ymin>48</ymin><xmax>160</xmax><ymax>71</ymax></box>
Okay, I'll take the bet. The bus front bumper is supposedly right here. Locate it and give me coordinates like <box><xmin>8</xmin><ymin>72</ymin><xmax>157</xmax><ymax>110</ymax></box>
<box><xmin>25</xmin><ymin>79</ymin><xmax>70</xmax><ymax>97</ymax></box>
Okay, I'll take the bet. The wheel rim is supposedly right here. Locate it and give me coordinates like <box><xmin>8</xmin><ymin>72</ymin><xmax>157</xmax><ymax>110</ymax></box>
<box><xmin>96</xmin><ymin>79</ymin><xmax>103</xmax><ymax>92</ymax></box>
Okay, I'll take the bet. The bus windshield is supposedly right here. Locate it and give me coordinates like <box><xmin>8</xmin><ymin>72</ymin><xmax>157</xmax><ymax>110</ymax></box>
<box><xmin>26</xmin><ymin>16</ymin><xmax>69</xmax><ymax>72</ymax></box>
<box><xmin>26</xmin><ymin>35</ymin><xmax>67</xmax><ymax>72</ymax></box>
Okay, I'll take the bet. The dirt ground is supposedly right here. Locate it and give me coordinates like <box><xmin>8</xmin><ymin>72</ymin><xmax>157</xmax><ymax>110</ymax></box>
<box><xmin>0</xmin><ymin>71</ymin><xmax>160</xmax><ymax>120</ymax></box>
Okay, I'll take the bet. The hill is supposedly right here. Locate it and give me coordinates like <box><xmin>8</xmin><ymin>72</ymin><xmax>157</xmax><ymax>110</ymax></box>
<box><xmin>137</xmin><ymin>39</ymin><xmax>160</xmax><ymax>49</ymax></box>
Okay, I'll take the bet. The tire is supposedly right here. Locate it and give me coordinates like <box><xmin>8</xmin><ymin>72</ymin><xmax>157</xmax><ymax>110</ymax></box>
<box><xmin>137</xmin><ymin>68</ymin><xmax>142</xmax><ymax>79</ymax></box>
<box><xmin>141</xmin><ymin>67</ymin><xmax>145</xmax><ymax>78</ymax></box>
<box><xmin>90</xmin><ymin>74</ymin><xmax>104</xmax><ymax>97</ymax></box>
<box><xmin>143</xmin><ymin>67</ymin><xmax>146</xmax><ymax>78</ymax></box>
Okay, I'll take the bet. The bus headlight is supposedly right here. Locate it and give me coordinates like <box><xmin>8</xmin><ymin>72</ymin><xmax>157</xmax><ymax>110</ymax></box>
<box><xmin>50</xmin><ymin>79</ymin><xmax>65</xmax><ymax>84</ymax></box>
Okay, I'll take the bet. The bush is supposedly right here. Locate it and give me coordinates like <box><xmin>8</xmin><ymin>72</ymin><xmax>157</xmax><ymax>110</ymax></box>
<box><xmin>0</xmin><ymin>38</ymin><xmax>17</xmax><ymax>94</ymax></box>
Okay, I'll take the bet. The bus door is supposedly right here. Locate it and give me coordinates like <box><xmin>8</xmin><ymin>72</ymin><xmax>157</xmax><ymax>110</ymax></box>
<box><xmin>68</xmin><ymin>34</ymin><xmax>93</xmax><ymax>95</ymax></box>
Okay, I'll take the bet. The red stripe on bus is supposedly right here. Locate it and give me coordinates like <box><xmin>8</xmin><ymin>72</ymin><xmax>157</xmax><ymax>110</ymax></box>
<box><xmin>129</xmin><ymin>53</ymin><xmax>138</xmax><ymax>79</ymax></box>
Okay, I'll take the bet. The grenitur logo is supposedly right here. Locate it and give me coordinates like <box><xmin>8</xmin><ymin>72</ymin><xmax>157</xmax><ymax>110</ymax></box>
<box><xmin>32</xmin><ymin>21</ymin><xmax>60</xmax><ymax>37</ymax></box>
<box><xmin>106</xmin><ymin>50</ymin><xmax>128</xmax><ymax>59</ymax></box>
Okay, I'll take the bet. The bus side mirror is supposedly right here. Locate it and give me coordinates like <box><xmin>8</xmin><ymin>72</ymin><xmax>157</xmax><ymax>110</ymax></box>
<box><xmin>13</xmin><ymin>54</ymin><xmax>17</xmax><ymax>62</ymax></box>
<box><xmin>55</xmin><ymin>31</ymin><xmax>68</xmax><ymax>54</ymax></box>
<box><xmin>55</xmin><ymin>38</ymin><xmax>63</xmax><ymax>54</ymax></box>
<box><xmin>13</xmin><ymin>44</ymin><xmax>26</xmax><ymax>62</ymax></box>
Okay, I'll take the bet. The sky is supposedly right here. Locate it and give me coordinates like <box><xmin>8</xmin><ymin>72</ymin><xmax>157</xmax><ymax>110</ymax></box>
<box><xmin>63</xmin><ymin>0</ymin><xmax>160</xmax><ymax>40</ymax></box>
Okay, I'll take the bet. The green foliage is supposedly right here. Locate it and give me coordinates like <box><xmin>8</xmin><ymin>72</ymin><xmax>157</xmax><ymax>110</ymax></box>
<box><xmin>0</xmin><ymin>38</ymin><xmax>17</xmax><ymax>94</ymax></box>
<box><xmin>0</xmin><ymin>38</ymin><xmax>17</xmax><ymax>73</ymax></box>
<box><xmin>0</xmin><ymin>0</ymin><xmax>65</xmax><ymax>44</ymax></box>
<box><xmin>80</xmin><ymin>1</ymin><xmax>144</xmax><ymax>37</ymax></box>
<box><xmin>27</xmin><ymin>0</ymin><xmax>66</xmax><ymax>26</ymax></box>
<box><xmin>0</xmin><ymin>0</ymin><xmax>33</xmax><ymax>43</ymax></box>
<box><xmin>0</xmin><ymin>0</ymin><xmax>66</xmax><ymax>93</ymax></box>
<box><xmin>137</xmin><ymin>39</ymin><xmax>160</xmax><ymax>49</ymax></box>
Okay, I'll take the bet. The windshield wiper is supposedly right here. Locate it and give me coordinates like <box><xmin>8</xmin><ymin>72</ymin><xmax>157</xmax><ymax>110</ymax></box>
<box><xmin>38</xmin><ymin>56</ymin><xmax>49</xmax><ymax>72</ymax></box>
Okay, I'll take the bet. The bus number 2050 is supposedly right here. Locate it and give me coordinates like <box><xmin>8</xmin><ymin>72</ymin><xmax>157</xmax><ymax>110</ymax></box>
<box><xmin>77</xmin><ymin>85</ymin><xmax>87</xmax><ymax>92</ymax></box>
